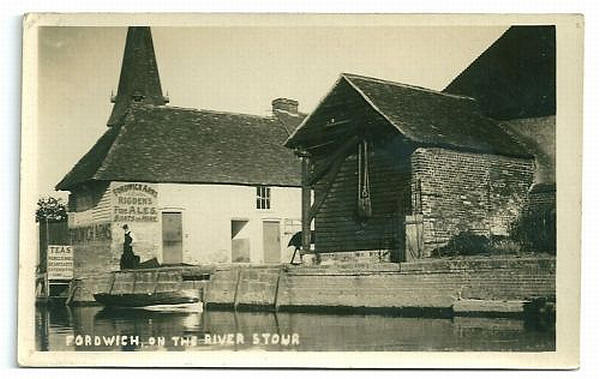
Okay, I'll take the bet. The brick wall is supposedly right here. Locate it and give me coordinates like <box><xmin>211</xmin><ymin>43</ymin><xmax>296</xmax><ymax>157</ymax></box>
<box><xmin>203</xmin><ymin>257</ymin><xmax>554</xmax><ymax>310</ymax></box>
<box><xmin>204</xmin><ymin>265</ymin><xmax>281</xmax><ymax>308</ymax></box>
<box><xmin>399</xmin><ymin>257</ymin><xmax>555</xmax><ymax>301</ymax></box>
<box><xmin>500</xmin><ymin>116</ymin><xmax>556</xmax><ymax>185</ymax></box>
<box><xmin>71</xmin><ymin>256</ymin><xmax>555</xmax><ymax>308</ymax></box>
<box><xmin>528</xmin><ymin>184</ymin><xmax>556</xmax><ymax>210</ymax></box>
<box><xmin>411</xmin><ymin>147</ymin><xmax>534</xmax><ymax>255</ymax></box>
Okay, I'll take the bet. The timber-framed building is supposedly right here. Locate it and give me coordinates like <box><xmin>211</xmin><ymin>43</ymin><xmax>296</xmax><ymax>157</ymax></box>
<box><xmin>57</xmin><ymin>27</ymin><xmax>305</xmax><ymax>277</ymax></box>
<box><xmin>286</xmin><ymin>73</ymin><xmax>535</xmax><ymax>261</ymax></box>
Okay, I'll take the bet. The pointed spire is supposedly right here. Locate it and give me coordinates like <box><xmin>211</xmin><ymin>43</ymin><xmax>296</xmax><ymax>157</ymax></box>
<box><xmin>107</xmin><ymin>27</ymin><xmax>168</xmax><ymax>127</ymax></box>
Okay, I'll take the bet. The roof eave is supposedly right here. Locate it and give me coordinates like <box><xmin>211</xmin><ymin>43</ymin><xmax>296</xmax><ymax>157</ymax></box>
<box><xmin>62</xmin><ymin>177</ymin><xmax>302</xmax><ymax>189</ymax></box>
<box><xmin>285</xmin><ymin>74</ymin><xmax>409</xmax><ymax>149</ymax></box>
<box><xmin>284</xmin><ymin>76</ymin><xmax>347</xmax><ymax>149</ymax></box>
<box><xmin>414</xmin><ymin>141</ymin><xmax>534</xmax><ymax>160</ymax></box>
<box><xmin>340</xmin><ymin>73</ymin><xmax>406</xmax><ymax>135</ymax></box>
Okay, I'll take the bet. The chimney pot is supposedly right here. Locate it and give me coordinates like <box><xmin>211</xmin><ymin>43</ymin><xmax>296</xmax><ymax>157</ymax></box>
<box><xmin>272</xmin><ymin>98</ymin><xmax>299</xmax><ymax>115</ymax></box>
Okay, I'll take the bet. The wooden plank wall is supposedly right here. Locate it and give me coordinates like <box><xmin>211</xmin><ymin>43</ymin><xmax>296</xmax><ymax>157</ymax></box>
<box><xmin>313</xmin><ymin>141</ymin><xmax>412</xmax><ymax>259</ymax></box>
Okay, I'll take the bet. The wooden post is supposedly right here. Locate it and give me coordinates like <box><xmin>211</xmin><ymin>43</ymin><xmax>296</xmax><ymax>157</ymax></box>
<box><xmin>44</xmin><ymin>272</ymin><xmax>49</xmax><ymax>298</ymax></box>
<box><xmin>299</xmin><ymin>151</ymin><xmax>312</xmax><ymax>252</ymax></box>
<box><xmin>233</xmin><ymin>267</ymin><xmax>242</xmax><ymax>310</ymax></box>
<box><xmin>273</xmin><ymin>267</ymin><xmax>284</xmax><ymax>312</ymax></box>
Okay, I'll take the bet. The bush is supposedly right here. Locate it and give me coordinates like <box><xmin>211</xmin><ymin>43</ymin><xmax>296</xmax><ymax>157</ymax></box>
<box><xmin>488</xmin><ymin>235</ymin><xmax>523</xmax><ymax>254</ymax></box>
<box><xmin>433</xmin><ymin>232</ymin><xmax>524</xmax><ymax>257</ymax></box>
<box><xmin>432</xmin><ymin>205</ymin><xmax>556</xmax><ymax>257</ymax></box>
<box><xmin>36</xmin><ymin>196</ymin><xmax>67</xmax><ymax>223</ymax></box>
<box><xmin>434</xmin><ymin>231</ymin><xmax>488</xmax><ymax>257</ymax></box>
<box><xmin>435</xmin><ymin>232</ymin><xmax>488</xmax><ymax>256</ymax></box>
<box><xmin>510</xmin><ymin>206</ymin><xmax>556</xmax><ymax>254</ymax></box>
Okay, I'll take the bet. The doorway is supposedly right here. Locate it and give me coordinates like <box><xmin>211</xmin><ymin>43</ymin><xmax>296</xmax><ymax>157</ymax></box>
<box><xmin>162</xmin><ymin>212</ymin><xmax>183</xmax><ymax>264</ymax></box>
<box><xmin>231</xmin><ymin>219</ymin><xmax>250</xmax><ymax>263</ymax></box>
<box><xmin>263</xmin><ymin>221</ymin><xmax>281</xmax><ymax>264</ymax></box>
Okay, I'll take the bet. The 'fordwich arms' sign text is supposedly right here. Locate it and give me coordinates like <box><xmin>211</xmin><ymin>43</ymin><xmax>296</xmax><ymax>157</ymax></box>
<box><xmin>112</xmin><ymin>183</ymin><xmax>159</xmax><ymax>222</ymax></box>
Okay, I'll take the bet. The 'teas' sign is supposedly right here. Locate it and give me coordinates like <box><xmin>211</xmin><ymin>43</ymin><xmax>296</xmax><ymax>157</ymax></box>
<box><xmin>47</xmin><ymin>245</ymin><xmax>73</xmax><ymax>280</ymax></box>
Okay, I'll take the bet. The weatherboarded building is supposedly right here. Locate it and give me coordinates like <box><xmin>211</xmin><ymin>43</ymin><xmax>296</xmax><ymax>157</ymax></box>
<box><xmin>56</xmin><ymin>27</ymin><xmax>305</xmax><ymax>278</ymax></box>
<box><xmin>285</xmin><ymin>73</ymin><xmax>535</xmax><ymax>261</ymax></box>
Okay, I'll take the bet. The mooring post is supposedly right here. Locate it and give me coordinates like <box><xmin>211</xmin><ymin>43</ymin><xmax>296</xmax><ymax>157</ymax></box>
<box><xmin>273</xmin><ymin>266</ymin><xmax>284</xmax><ymax>312</ymax></box>
<box><xmin>233</xmin><ymin>267</ymin><xmax>242</xmax><ymax>311</ymax></box>
<box><xmin>44</xmin><ymin>272</ymin><xmax>49</xmax><ymax>299</ymax></box>
<box><xmin>64</xmin><ymin>279</ymin><xmax>75</xmax><ymax>305</ymax></box>
<box><xmin>108</xmin><ymin>272</ymin><xmax>117</xmax><ymax>294</ymax></box>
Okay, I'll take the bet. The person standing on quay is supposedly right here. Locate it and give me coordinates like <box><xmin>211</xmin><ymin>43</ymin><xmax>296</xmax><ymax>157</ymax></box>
<box><xmin>120</xmin><ymin>224</ymin><xmax>140</xmax><ymax>270</ymax></box>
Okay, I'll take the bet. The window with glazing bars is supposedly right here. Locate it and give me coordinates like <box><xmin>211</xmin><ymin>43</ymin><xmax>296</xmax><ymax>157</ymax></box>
<box><xmin>256</xmin><ymin>186</ymin><xmax>271</xmax><ymax>209</ymax></box>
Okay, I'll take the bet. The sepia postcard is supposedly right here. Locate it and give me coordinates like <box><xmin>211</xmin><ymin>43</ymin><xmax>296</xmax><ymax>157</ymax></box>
<box><xmin>18</xmin><ymin>13</ymin><xmax>582</xmax><ymax>368</ymax></box>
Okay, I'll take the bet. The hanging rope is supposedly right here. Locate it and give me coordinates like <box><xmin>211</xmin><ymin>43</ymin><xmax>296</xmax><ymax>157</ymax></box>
<box><xmin>357</xmin><ymin>139</ymin><xmax>372</xmax><ymax>220</ymax></box>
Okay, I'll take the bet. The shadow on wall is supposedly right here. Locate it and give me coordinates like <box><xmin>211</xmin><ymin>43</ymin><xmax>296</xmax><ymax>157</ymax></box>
<box><xmin>500</xmin><ymin>116</ymin><xmax>556</xmax><ymax>185</ymax></box>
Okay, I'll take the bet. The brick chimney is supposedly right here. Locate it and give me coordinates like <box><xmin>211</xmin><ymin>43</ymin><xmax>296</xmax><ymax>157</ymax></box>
<box><xmin>272</xmin><ymin>98</ymin><xmax>299</xmax><ymax>115</ymax></box>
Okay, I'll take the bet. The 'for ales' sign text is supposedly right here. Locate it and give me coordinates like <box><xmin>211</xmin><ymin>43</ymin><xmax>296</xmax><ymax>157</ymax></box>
<box><xmin>112</xmin><ymin>183</ymin><xmax>159</xmax><ymax>223</ymax></box>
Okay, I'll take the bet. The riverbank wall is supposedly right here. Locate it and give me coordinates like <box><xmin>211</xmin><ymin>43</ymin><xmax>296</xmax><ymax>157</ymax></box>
<box><xmin>69</xmin><ymin>255</ymin><xmax>555</xmax><ymax>316</ymax></box>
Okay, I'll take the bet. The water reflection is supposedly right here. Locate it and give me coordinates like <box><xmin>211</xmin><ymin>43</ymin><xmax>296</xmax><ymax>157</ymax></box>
<box><xmin>36</xmin><ymin>304</ymin><xmax>555</xmax><ymax>352</ymax></box>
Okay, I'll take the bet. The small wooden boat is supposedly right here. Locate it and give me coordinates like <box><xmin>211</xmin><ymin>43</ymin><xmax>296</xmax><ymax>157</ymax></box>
<box><xmin>94</xmin><ymin>289</ymin><xmax>203</xmax><ymax>312</ymax></box>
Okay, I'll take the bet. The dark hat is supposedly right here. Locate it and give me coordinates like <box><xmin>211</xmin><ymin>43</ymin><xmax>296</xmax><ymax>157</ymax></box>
<box><xmin>122</xmin><ymin>224</ymin><xmax>129</xmax><ymax>229</ymax></box>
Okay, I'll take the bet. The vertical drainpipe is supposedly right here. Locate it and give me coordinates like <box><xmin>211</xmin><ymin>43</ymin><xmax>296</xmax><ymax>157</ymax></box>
<box><xmin>299</xmin><ymin>150</ymin><xmax>312</xmax><ymax>252</ymax></box>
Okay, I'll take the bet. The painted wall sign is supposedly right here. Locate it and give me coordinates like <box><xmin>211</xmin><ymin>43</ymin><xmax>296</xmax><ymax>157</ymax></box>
<box><xmin>47</xmin><ymin>245</ymin><xmax>73</xmax><ymax>280</ymax></box>
<box><xmin>112</xmin><ymin>183</ymin><xmax>159</xmax><ymax>222</ymax></box>
<box><xmin>113</xmin><ymin>183</ymin><xmax>158</xmax><ymax>197</ymax></box>
<box><xmin>70</xmin><ymin>223</ymin><xmax>112</xmax><ymax>243</ymax></box>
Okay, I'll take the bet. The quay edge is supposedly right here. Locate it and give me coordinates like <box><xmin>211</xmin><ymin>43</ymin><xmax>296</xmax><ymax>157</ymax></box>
<box><xmin>65</xmin><ymin>255</ymin><xmax>555</xmax><ymax>318</ymax></box>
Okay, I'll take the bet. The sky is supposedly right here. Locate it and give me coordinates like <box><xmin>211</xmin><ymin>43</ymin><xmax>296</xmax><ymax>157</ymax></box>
<box><xmin>37</xmin><ymin>25</ymin><xmax>509</xmax><ymax>200</ymax></box>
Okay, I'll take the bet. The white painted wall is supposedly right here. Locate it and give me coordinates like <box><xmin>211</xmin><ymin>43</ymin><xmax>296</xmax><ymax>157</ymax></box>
<box><xmin>157</xmin><ymin>183</ymin><xmax>302</xmax><ymax>265</ymax></box>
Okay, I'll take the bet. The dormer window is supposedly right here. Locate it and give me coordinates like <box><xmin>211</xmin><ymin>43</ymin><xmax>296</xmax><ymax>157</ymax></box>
<box><xmin>132</xmin><ymin>93</ymin><xmax>145</xmax><ymax>102</ymax></box>
<box><xmin>256</xmin><ymin>186</ymin><xmax>271</xmax><ymax>210</ymax></box>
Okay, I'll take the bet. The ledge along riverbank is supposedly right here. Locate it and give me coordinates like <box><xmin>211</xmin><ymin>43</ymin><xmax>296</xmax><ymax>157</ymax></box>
<box><xmin>66</xmin><ymin>255</ymin><xmax>555</xmax><ymax>320</ymax></box>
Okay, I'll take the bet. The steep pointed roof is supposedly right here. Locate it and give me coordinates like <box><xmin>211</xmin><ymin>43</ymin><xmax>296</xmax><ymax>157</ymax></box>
<box><xmin>107</xmin><ymin>27</ymin><xmax>168</xmax><ymax>127</ymax></box>
<box><xmin>286</xmin><ymin>73</ymin><xmax>531</xmax><ymax>158</ymax></box>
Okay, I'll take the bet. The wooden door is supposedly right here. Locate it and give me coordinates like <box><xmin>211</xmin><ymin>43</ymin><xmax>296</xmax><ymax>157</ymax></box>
<box><xmin>263</xmin><ymin>221</ymin><xmax>281</xmax><ymax>263</ymax></box>
<box><xmin>162</xmin><ymin>212</ymin><xmax>183</xmax><ymax>264</ymax></box>
<box><xmin>405</xmin><ymin>214</ymin><xmax>424</xmax><ymax>261</ymax></box>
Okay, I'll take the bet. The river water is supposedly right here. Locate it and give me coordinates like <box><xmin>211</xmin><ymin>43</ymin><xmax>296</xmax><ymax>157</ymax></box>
<box><xmin>36</xmin><ymin>304</ymin><xmax>554</xmax><ymax>352</ymax></box>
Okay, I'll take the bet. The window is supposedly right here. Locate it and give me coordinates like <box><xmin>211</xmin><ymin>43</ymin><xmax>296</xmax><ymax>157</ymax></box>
<box><xmin>256</xmin><ymin>186</ymin><xmax>271</xmax><ymax>209</ymax></box>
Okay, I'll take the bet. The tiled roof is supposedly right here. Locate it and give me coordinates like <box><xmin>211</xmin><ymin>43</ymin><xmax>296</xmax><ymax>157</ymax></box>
<box><xmin>272</xmin><ymin>108</ymin><xmax>307</xmax><ymax>136</ymax></box>
<box><xmin>56</xmin><ymin>105</ymin><xmax>303</xmax><ymax>190</ymax></box>
<box><xmin>286</xmin><ymin>73</ymin><xmax>532</xmax><ymax>158</ymax></box>
<box><xmin>444</xmin><ymin>26</ymin><xmax>555</xmax><ymax>120</ymax></box>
